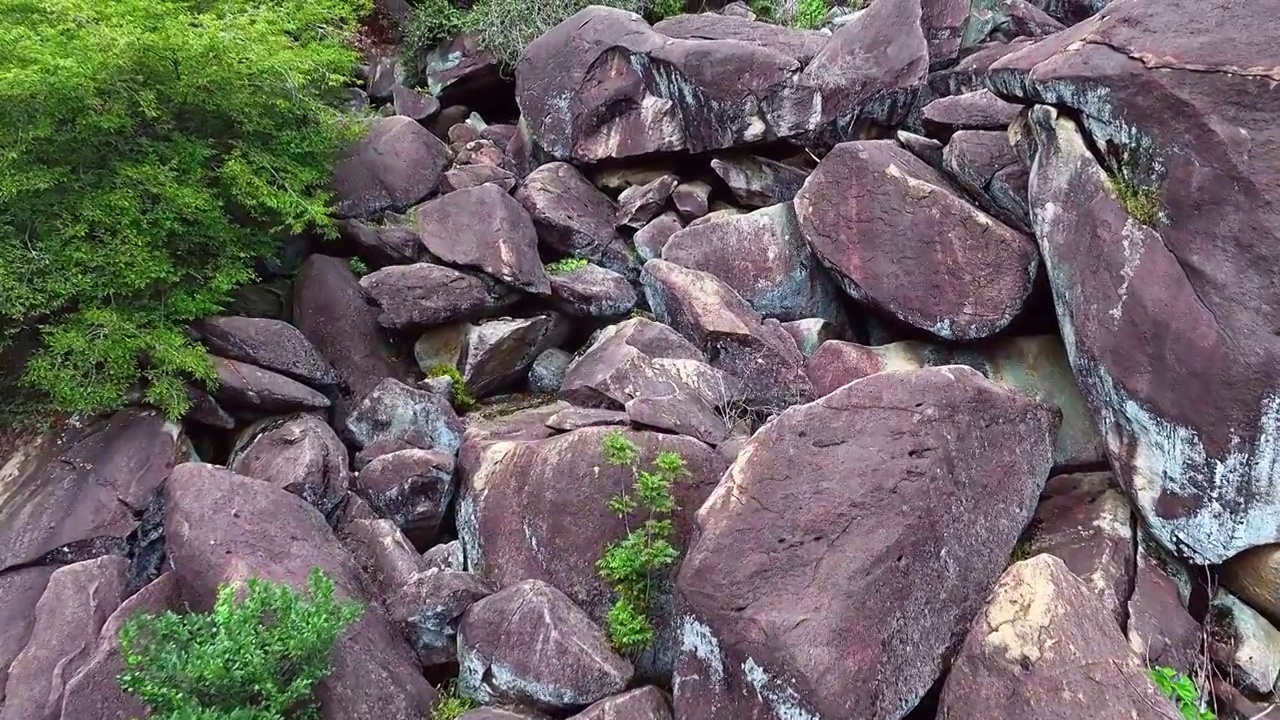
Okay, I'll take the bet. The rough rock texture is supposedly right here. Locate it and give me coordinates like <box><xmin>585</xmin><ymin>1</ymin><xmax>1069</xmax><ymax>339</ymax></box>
<box><xmin>441</xmin><ymin>164</ymin><xmax>517</xmax><ymax>193</ymax></box>
<box><xmin>936</xmin><ymin>555</ymin><xmax>1170</xmax><ymax>719</ymax></box>
<box><xmin>920</xmin><ymin>0</ymin><xmax>972</xmax><ymax>68</ymax></box>
<box><xmin>965</xmin><ymin>0</ymin><xmax>1065</xmax><ymax>47</ymax></box>
<box><xmin>546</xmin><ymin>407</ymin><xmax>629</xmax><ymax>432</ymax></box>
<box><xmin>339</xmin><ymin>218</ymin><xmax>425</xmax><ymax>268</ymax></box>
<box><xmin>194</xmin><ymin>316</ymin><xmax>337</xmax><ymax>387</ymax></box>
<box><xmin>1126</xmin><ymin>533</ymin><xmax>1202</xmax><ymax>675</ymax></box>
<box><xmin>210</xmin><ymin>356</ymin><xmax>330</xmax><ymax>413</ymax></box>
<box><xmin>0</xmin><ymin>567</ymin><xmax>54</xmax><ymax>700</ymax></box>
<box><xmin>616</xmin><ymin>174</ymin><xmax>678</xmax><ymax>229</ymax></box>
<box><xmin>634</xmin><ymin>211</ymin><xmax>684</xmax><ymax>262</ymax></box>
<box><xmin>164</xmin><ymin>463</ymin><xmax>437</xmax><ymax>719</ymax></box>
<box><xmin>516</xmin><ymin>2</ymin><xmax>926</xmax><ymax>162</ymax></box>
<box><xmin>672</xmin><ymin>181</ymin><xmax>711</xmax><ymax>219</ymax></box>
<box><xmin>1222</xmin><ymin>545</ymin><xmax>1280</xmax><ymax>629</ymax></box>
<box><xmin>651</xmin><ymin>13</ymin><xmax>828</xmax><ymax>64</ymax></box>
<box><xmin>560</xmin><ymin>317</ymin><xmax>715</xmax><ymax>407</ymax></box>
<box><xmin>1027</xmin><ymin>472</ymin><xmax>1133</xmax><ymax>625</ymax></box>
<box><xmin>549</xmin><ymin>263</ymin><xmax>639</xmax><ymax>318</ymax></box>
<box><xmin>458</xmin><ymin>425</ymin><xmax>727</xmax><ymax>679</ymax></box>
<box><xmin>229</xmin><ymin>413</ymin><xmax>350</xmax><ymax>516</ymax></box>
<box><xmin>514</xmin><ymin>162</ymin><xmax>638</xmax><ymax>278</ymax></box>
<box><xmin>660</xmin><ymin>203</ymin><xmax>846</xmax><ymax>325</ymax></box>
<box><xmin>529</xmin><ymin>348</ymin><xmax>574</xmax><ymax>394</ymax></box>
<box><xmin>340</xmin><ymin>518</ymin><xmax>427</xmax><ymax>598</ymax></box>
<box><xmin>462</xmin><ymin>316</ymin><xmax>565</xmax><ymax>396</ymax></box>
<box><xmin>388</xmin><ymin>569</ymin><xmax>493</xmax><ymax>667</ymax></box>
<box><xmin>0</xmin><ymin>409</ymin><xmax>183</xmax><ymax>570</ymax></box>
<box><xmin>294</xmin><ymin>255</ymin><xmax>411</xmax><ymax>412</ymax></box>
<box><xmin>782</xmin><ymin>317</ymin><xmax>840</xmax><ymax>357</ymax></box>
<box><xmin>411</xmin><ymin>183</ymin><xmax>551</xmax><ymax>295</ymax></box>
<box><xmin>921</xmin><ymin>89</ymin><xmax>1022</xmax><ymax>134</ymax></box>
<box><xmin>355</xmin><ymin>448</ymin><xmax>456</xmax><ymax>548</ymax></box>
<box><xmin>794</xmin><ymin>139</ymin><xmax>1039</xmax><ymax>340</ymax></box>
<box><xmin>572</xmin><ymin>686</ymin><xmax>672</xmax><ymax>720</ymax></box>
<box><xmin>423</xmin><ymin>540</ymin><xmax>466</xmax><ymax>572</ymax></box>
<box><xmin>674</xmin><ymin>366</ymin><xmax>1058</xmax><ymax>719</ymax></box>
<box><xmin>1207</xmin><ymin>590</ymin><xmax>1280</xmax><ymax>696</ymax></box>
<box><xmin>0</xmin><ymin>556</ymin><xmax>129</xmax><ymax>720</ymax></box>
<box><xmin>710</xmin><ymin>156</ymin><xmax>809</xmax><ymax>208</ymax></box>
<box><xmin>59</xmin><ymin>573</ymin><xmax>181</xmax><ymax>720</ymax></box>
<box><xmin>333</xmin><ymin>115</ymin><xmax>448</xmax><ymax>219</ymax></box>
<box><xmin>458</xmin><ymin>580</ymin><xmax>634</xmax><ymax>712</ymax></box>
<box><xmin>360</xmin><ymin>262</ymin><xmax>516</xmax><ymax>330</ymax></box>
<box><xmin>345</xmin><ymin>378</ymin><xmax>465</xmax><ymax>456</ymax></box>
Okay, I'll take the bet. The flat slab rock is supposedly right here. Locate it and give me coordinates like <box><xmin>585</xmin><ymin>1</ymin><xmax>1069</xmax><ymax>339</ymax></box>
<box><xmin>333</xmin><ymin>115</ymin><xmax>447</xmax><ymax>219</ymax></box>
<box><xmin>989</xmin><ymin>0</ymin><xmax>1280</xmax><ymax>564</ymax></box>
<box><xmin>673</xmin><ymin>366</ymin><xmax>1058</xmax><ymax>719</ymax></box>
<box><xmin>795</xmin><ymin>139</ymin><xmax>1039</xmax><ymax>341</ymax></box>
<box><xmin>194</xmin><ymin>315</ymin><xmax>337</xmax><ymax>387</ymax></box>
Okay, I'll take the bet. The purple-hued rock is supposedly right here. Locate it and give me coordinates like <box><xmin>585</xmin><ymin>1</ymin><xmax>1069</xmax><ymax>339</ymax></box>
<box><xmin>651</xmin><ymin>13</ymin><xmax>828</xmax><ymax>63</ymax></box>
<box><xmin>1127</xmin><ymin>532</ymin><xmax>1202</xmax><ymax>675</ymax></box>
<box><xmin>710</xmin><ymin>156</ymin><xmax>810</xmax><ymax>208</ymax></box>
<box><xmin>921</xmin><ymin>89</ymin><xmax>1022</xmax><ymax>134</ymax></box>
<box><xmin>462</xmin><ymin>316</ymin><xmax>567</xmax><ymax>397</ymax></box>
<box><xmin>440</xmin><ymin>165</ymin><xmax>517</xmax><ymax>194</ymax></box>
<box><xmin>0</xmin><ymin>567</ymin><xmax>54</xmax><ymax>701</ymax></box>
<box><xmin>338</xmin><ymin>218</ymin><xmax>425</xmax><ymax>267</ymax></box>
<box><xmin>549</xmin><ymin>263</ymin><xmax>638</xmax><ymax>318</ymax></box>
<box><xmin>210</xmin><ymin>356</ymin><xmax>330</xmax><ymax>413</ymax></box>
<box><xmin>339</xmin><ymin>518</ymin><xmax>427</xmax><ymax>598</ymax></box>
<box><xmin>571</xmin><ymin>686</ymin><xmax>672</xmax><ymax>720</ymax></box>
<box><xmin>355</xmin><ymin>448</ymin><xmax>457</xmax><ymax>548</ymax></box>
<box><xmin>515</xmin><ymin>162</ymin><xmax>638</xmax><ymax>278</ymax></box>
<box><xmin>333</xmin><ymin>115</ymin><xmax>448</xmax><ymax>219</ymax></box>
<box><xmin>229</xmin><ymin>413</ymin><xmax>350</xmax><ymax>516</ymax></box>
<box><xmin>616</xmin><ymin>174</ymin><xmax>679</xmax><ymax>229</ymax></box>
<box><xmin>671</xmin><ymin>181</ymin><xmax>712</xmax><ymax>219</ymax></box>
<box><xmin>388</xmin><ymin>569</ymin><xmax>494</xmax><ymax>667</ymax></box>
<box><xmin>545</xmin><ymin>406</ymin><xmax>630</xmax><ymax>432</ymax></box>
<box><xmin>345</xmin><ymin>378</ymin><xmax>464</xmax><ymax>456</ymax></box>
<box><xmin>391</xmin><ymin>85</ymin><xmax>440</xmax><ymax>122</ymax></box>
<box><xmin>360</xmin><ymin>262</ymin><xmax>516</xmax><ymax>330</ymax></box>
<box><xmin>634</xmin><ymin>211</ymin><xmax>684</xmax><ymax>262</ymax></box>
<box><xmin>194</xmin><ymin>316</ymin><xmax>337</xmax><ymax>388</ymax></box>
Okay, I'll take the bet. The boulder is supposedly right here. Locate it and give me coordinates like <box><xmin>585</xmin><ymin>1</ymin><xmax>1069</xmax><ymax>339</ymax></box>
<box><xmin>411</xmin><ymin>183</ymin><xmax>551</xmax><ymax>295</ymax></box>
<box><xmin>360</xmin><ymin>262</ymin><xmax>516</xmax><ymax>330</ymax></box>
<box><xmin>340</xmin><ymin>518</ymin><xmax>428</xmax><ymax>598</ymax></box>
<box><xmin>781</xmin><ymin>317</ymin><xmax>840</xmax><ymax>357</ymax></box>
<box><xmin>625</xmin><ymin>393</ymin><xmax>730</xmax><ymax>446</ymax></box>
<box><xmin>461</xmin><ymin>316</ymin><xmax>566</xmax><ymax>397</ymax></box>
<box><xmin>660</xmin><ymin>203</ymin><xmax>847</xmax><ymax>324</ymax></box>
<box><xmin>423</xmin><ymin>540</ymin><xmax>466</xmax><ymax>572</ymax></box>
<box><xmin>671</xmin><ymin>181</ymin><xmax>711</xmax><ymax>219</ymax></box>
<box><xmin>333</xmin><ymin>115</ymin><xmax>447</xmax><ymax>219</ymax></box>
<box><xmin>710</xmin><ymin>155</ymin><xmax>809</xmax><ymax>208</ymax></box>
<box><xmin>571</xmin><ymin>686</ymin><xmax>672</xmax><ymax>720</ymax></box>
<box><xmin>388</xmin><ymin>569</ymin><xmax>493</xmax><ymax>667</ymax></box>
<box><xmin>0</xmin><ymin>556</ymin><xmax>128</xmax><ymax>720</ymax></box>
<box><xmin>529</xmin><ymin>348</ymin><xmax>574</xmax><ymax>394</ymax></box>
<box><xmin>345</xmin><ymin>378</ymin><xmax>464</xmax><ymax>456</ymax></box>
<box><xmin>516</xmin><ymin>2</ymin><xmax>925</xmax><ymax>162</ymax></box>
<box><xmin>337</xmin><ymin>218</ymin><xmax>425</xmax><ymax>268</ymax></box>
<box><xmin>674</xmin><ymin>366</ymin><xmax>1058</xmax><ymax>719</ymax></box>
<box><xmin>210</xmin><ymin>356</ymin><xmax>330</xmax><ymax>413</ymax></box>
<box><xmin>163</xmin><ymin>463</ymin><xmax>438</xmax><ymax>718</ymax></box>
<box><xmin>229</xmin><ymin>413</ymin><xmax>350</xmax><ymax>516</ymax></box>
<box><xmin>549</xmin><ymin>263</ymin><xmax>639</xmax><ymax>319</ymax></box>
<box><xmin>651</xmin><ymin>13</ymin><xmax>828</xmax><ymax>63</ymax></box>
<box><xmin>458</xmin><ymin>580</ymin><xmax>634</xmax><ymax>712</ymax></box>
<box><xmin>615</xmin><ymin>174</ymin><xmax>678</xmax><ymax>229</ymax></box>
<box><xmin>794</xmin><ymin>139</ymin><xmax>1039</xmax><ymax>340</ymax></box>
<box><xmin>194</xmin><ymin>316</ymin><xmax>337</xmax><ymax>388</ymax></box>
<box><xmin>391</xmin><ymin>85</ymin><xmax>440</xmax><ymax>121</ymax></box>
<box><xmin>185</xmin><ymin>385</ymin><xmax>236</xmax><ymax>429</ymax></box>
<box><xmin>988</xmin><ymin>0</ymin><xmax>1280</xmax><ymax>562</ymax></box>
<box><xmin>546</xmin><ymin>407</ymin><xmax>630</xmax><ymax>432</ymax></box>
<box><xmin>440</xmin><ymin>165</ymin><xmax>517</xmax><ymax>194</ymax></box>
<box><xmin>1207</xmin><ymin>591</ymin><xmax>1280</xmax><ymax>696</ymax></box>
<box><xmin>920</xmin><ymin>0</ymin><xmax>972</xmax><ymax>68</ymax></box>
<box><xmin>355</xmin><ymin>448</ymin><xmax>457</xmax><ymax>548</ymax></box>
<box><xmin>1222</xmin><ymin>545</ymin><xmax>1280</xmax><ymax>629</ymax></box>
<box><xmin>633</xmin><ymin>211</ymin><xmax>684</xmax><ymax>262</ymax></box>
<box><xmin>293</xmin><ymin>255</ymin><xmax>411</xmax><ymax>412</ymax></box>
<box><xmin>963</xmin><ymin>0</ymin><xmax>1064</xmax><ymax>48</ymax></box>
<box><xmin>0</xmin><ymin>567</ymin><xmax>54</xmax><ymax>700</ymax></box>
<box><xmin>936</xmin><ymin>555</ymin><xmax>1170</xmax><ymax>719</ymax></box>
<box><xmin>514</xmin><ymin>162</ymin><xmax>638</xmax><ymax>278</ymax></box>
<box><xmin>921</xmin><ymin>89</ymin><xmax>1022</xmax><ymax>135</ymax></box>
<box><xmin>1127</xmin><ymin>532</ymin><xmax>1202</xmax><ymax>675</ymax></box>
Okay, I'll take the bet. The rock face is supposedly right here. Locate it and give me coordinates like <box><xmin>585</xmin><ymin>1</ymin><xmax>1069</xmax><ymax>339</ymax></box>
<box><xmin>229</xmin><ymin>413</ymin><xmax>350</xmax><ymax>516</ymax></box>
<box><xmin>549</xmin><ymin>263</ymin><xmax>638</xmax><ymax>318</ymax></box>
<box><xmin>514</xmin><ymin>162</ymin><xmax>638</xmax><ymax>278</ymax></box>
<box><xmin>516</xmin><ymin>2</ymin><xmax>926</xmax><ymax>162</ymax></box>
<box><xmin>354</xmin><ymin>448</ymin><xmax>456</xmax><ymax>548</ymax></box>
<box><xmin>360</xmin><ymin>262</ymin><xmax>515</xmax><ymax>330</ymax></box>
<box><xmin>345</xmin><ymin>378</ymin><xmax>465</xmax><ymax>456</ymax></box>
<box><xmin>195</xmin><ymin>316</ymin><xmax>337</xmax><ymax>388</ymax></box>
<box><xmin>674</xmin><ymin>366</ymin><xmax>1058</xmax><ymax>719</ymax></box>
<box><xmin>457</xmin><ymin>580</ymin><xmax>634</xmax><ymax>712</ymax></box>
<box><xmin>1207</xmin><ymin>590</ymin><xmax>1280</xmax><ymax>696</ymax></box>
<box><xmin>794</xmin><ymin>139</ymin><xmax>1039</xmax><ymax>340</ymax></box>
<box><xmin>1005</xmin><ymin>10</ymin><xmax>1280</xmax><ymax>563</ymax></box>
<box><xmin>937</xmin><ymin>555</ymin><xmax>1170</xmax><ymax>719</ymax></box>
<box><xmin>573</xmin><ymin>686</ymin><xmax>673</xmax><ymax>720</ymax></box>
<box><xmin>333</xmin><ymin>115</ymin><xmax>447</xmax><ymax>219</ymax></box>
<box><xmin>210</xmin><ymin>356</ymin><xmax>331</xmax><ymax>413</ymax></box>
<box><xmin>388</xmin><ymin>568</ymin><xmax>493</xmax><ymax>667</ymax></box>
<box><xmin>462</xmin><ymin>316</ymin><xmax>565</xmax><ymax>396</ymax></box>
<box><xmin>164</xmin><ymin>463</ymin><xmax>438</xmax><ymax>719</ymax></box>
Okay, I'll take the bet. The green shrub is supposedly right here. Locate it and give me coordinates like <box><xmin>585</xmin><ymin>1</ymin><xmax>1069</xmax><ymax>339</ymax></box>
<box><xmin>793</xmin><ymin>0</ymin><xmax>829</xmax><ymax>28</ymax></box>
<box><xmin>1150</xmin><ymin>666</ymin><xmax>1214</xmax><ymax>720</ymax></box>
<box><xmin>425</xmin><ymin>363</ymin><xmax>476</xmax><ymax>410</ymax></box>
<box><xmin>0</xmin><ymin>0</ymin><xmax>368</xmax><ymax>420</ymax></box>
<box><xmin>430</xmin><ymin>681</ymin><xmax>477</xmax><ymax>720</ymax></box>
<box><xmin>749</xmin><ymin>0</ymin><xmax>781</xmax><ymax>20</ymax></box>
<box><xmin>402</xmin><ymin>0</ymin><xmax>467</xmax><ymax>51</ymax></box>
<box><xmin>544</xmin><ymin>257</ymin><xmax>588</xmax><ymax>275</ymax></box>
<box><xmin>650</xmin><ymin>0</ymin><xmax>686</xmax><ymax>18</ymax></box>
<box><xmin>118</xmin><ymin>568</ymin><xmax>363</xmax><ymax>719</ymax></box>
<box><xmin>596</xmin><ymin>431</ymin><xmax>688</xmax><ymax>651</ymax></box>
<box><xmin>348</xmin><ymin>258</ymin><xmax>370</xmax><ymax>277</ymax></box>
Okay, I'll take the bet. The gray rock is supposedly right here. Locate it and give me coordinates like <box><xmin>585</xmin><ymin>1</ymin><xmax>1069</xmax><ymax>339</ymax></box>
<box><xmin>529</xmin><ymin>348</ymin><xmax>574</xmax><ymax>394</ymax></box>
<box><xmin>333</xmin><ymin>116</ymin><xmax>447</xmax><ymax>219</ymax></box>
<box><xmin>345</xmin><ymin>378</ymin><xmax>465</xmax><ymax>456</ymax></box>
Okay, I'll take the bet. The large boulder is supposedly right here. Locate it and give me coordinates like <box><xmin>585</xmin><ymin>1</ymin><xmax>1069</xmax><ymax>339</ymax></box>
<box><xmin>229</xmin><ymin>413</ymin><xmax>350</xmax><ymax>516</ymax></box>
<box><xmin>514</xmin><ymin>162</ymin><xmax>638</xmax><ymax>278</ymax></box>
<box><xmin>673</xmin><ymin>366</ymin><xmax>1058</xmax><ymax>719</ymax></box>
<box><xmin>194</xmin><ymin>316</ymin><xmax>337</xmax><ymax>388</ymax></box>
<box><xmin>0</xmin><ymin>567</ymin><xmax>54</xmax><ymax>701</ymax></box>
<box><xmin>163</xmin><ymin>463</ymin><xmax>438</xmax><ymax>719</ymax></box>
<box><xmin>333</xmin><ymin>115</ymin><xmax>448</xmax><ymax>219</ymax></box>
<box><xmin>572</xmin><ymin>686</ymin><xmax>672</xmax><ymax>720</ymax></box>
<box><xmin>460</xmin><ymin>316</ymin><xmax>566</xmax><ymax>397</ymax></box>
<box><xmin>794</xmin><ymin>139</ymin><xmax>1039</xmax><ymax>340</ymax></box>
<box><xmin>354</xmin><ymin>449</ymin><xmax>456</xmax><ymax>548</ymax></box>
<box><xmin>210</xmin><ymin>356</ymin><xmax>330</xmax><ymax>413</ymax></box>
<box><xmin>549</xmin><ymin>263</ymin><xmax>639</xmax><ymax>319</ymax></box>
<box><xmin>1001</xmin><ymin>3</ymin><xmax>1280</xmax><ymax>562</ymax></box>
<box><xmin>344</xmin><ymin>378</ymin><xmax>465</xmax><ymax>456</ymax></box>
<box><xmin>936</xmin><ymin>555</ymin><xmax>1170</xmax><ymax>719</ymax></box>
<box><xmin>388</xmin><ymin>568</ymin><xmax>493</xmax><ymax>667</ymax></box>
<box><xmin>516</xmin><ymin>2</ymin><xmax>926</xmax><ymax>162</ymax></box>
<box><xmin>359</xmin><ymin>262</ymin><xmax>516</xmax><ymax>331</ymax></box>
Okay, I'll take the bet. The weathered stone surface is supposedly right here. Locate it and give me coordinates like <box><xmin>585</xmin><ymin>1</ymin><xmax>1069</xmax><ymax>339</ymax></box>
<box><xmin>440</xmin><ymin>165</ymin><xmax>517</xmax><ymax>194</ymax></box>
<box><xmin>462</xmin><ymin>316</ymin><xmax>565</xmax><ymax>397</ymax></box>
<box><xmin>1027</xmin><ymin>472</ymin><xmax>1133</xmax><ymax>625</ymax></box>
<box><xmin>195</xmin><ymin>316</ymin><xmax>337</xmax><ymax>387</ymax></box>
<box><xmin>360</xmin><ymin>262</ymin><xmax>516</xmax><ymax>330</ymax></box>
<box><xmin>458</xmin><ymin>426</ymin><xmax>726</xmax><ymax>679</ymax></box>
<box><xmin>60</xmin><ymin>573</ymin><xmax>181</xmax><ymax>720</ymax></box>
<box><xmin>937</xmin><ymin>555</ymin><xmax>1170</xmax><ymax>719</ymax></box>
<box><xmin>710</xmin><ymin>156</ymin><xmax>809</xmax><ymax>208</ymax></box>
<box><xmin>1207</xmin><ymin>590</ymin><xmax>1280</xmax><ymax>696</ymax></box>
<box><xmin>921</xmin><ymin>0</ymin><xmax>972</xmax><ymax>68</ymax></box>
<box><xmin>516</xmin><ymin>2</ymin><xmax>925</xmax><ymax>163</ymax></box>
<box><xmin>545</xmin><ymin>406</ymin><xmax>630</xmax><ymax>432</ymax></box>
<box><xmin>0</xmin><ymin>556</ymin><xmax>128</xmax><ymax>720</ymax></box>
<box><xmin>345</xmin><ymin>378</ymin><xmax>465</xmax><ymax>456</ymax></box>
<box><xmin>963</xmin><ymin>0</ymin><xmax>1064</xmax><ymax>48</ymax></box>
<box><xmin>334</xmin><ymin>115</ymin><xmax>447</xmax><ymax>219</ymax></box>
<box><xmin>1223</xmin><ymin>545</ymin><xmax>1280</xmax><ymax>630</ymax></box>
<box><xmin>0</xmin><ymin>409</ymin><xmax>183</xmax><ymax>570</ymax></box>
<box><xmin>164</xmin><ymin>463</ymin><xmax>438</xmax><ymax>718</ymax></box>
<box><xmin>781</xmin><ymin>317</ymin><xmax>840</xmax><ymax>357</ymax></box>
<box><xmin>661</xmin><ymin>203</ymin><xmax>846</xmax><ymax>324</ymax></box>
<box><xmin>930</xmin><ymin>38</ymin><xmax>1034</xmax><ymax>97</ymax></box>
<box><xmin>549</xmin><ymin>263</ymin><xmax>639</xmax><ymax>318</ymax></box>
<box><xmin>340</xmin><ymin>518</ymin><xmax>427</xmax><ymax>598</ymax></box>
<box><xmin>1126</xmin><ymin>532</ymin><xmax>1201</xmax><ymax>675</ymax></box>
<box><xmin>338</xmin><ymin>218</ymin><xmax>425</xmax><ymax>267</ymax></box>
<box><xmin>185</xmin><ymin>385</ymin><xmax>236</xmax><ymax>429</ymax></box>
<box><xmin>411</xmin><ymin>183</ymin><xmax>551</xmax><ymax>295</ymax></box>
<box><xmin>229</xmin><ymin>413</ymin><xmax>350</xmax><ymax>516</ymax></box>
<box><xmin>671</xmin><ymin>181</ymin><xmax>711</xmax><ymax>219</ymax></box>
<box><xmin>795</xmin><ymin>139</ymin><xmax>1039</xmax><ymax>340</ymax></box>
<box><xmin>1025</xmin><ymin>0</ymin><xmax>1109</xmax><ymax>25</ymax></box>
<box><xmin>458</xmin><ymin>580</ymin><xmax>634</xmax><ymax>711</ymax></box>
<box><xmin>943</xmin><ymin>130</ymin><xmax>1018</xmax><ymax>197</ymax></box>
<box><xmin>0</xmin><ymin>567</ymin><xmax>54</xmax><ymax>700</ymax></box>
<box><xmin>921</xmin><ymin>89</ymin><xmax>1021</xmax><ymax>134</ymax></box>
<box><xmin>355</xmin><ymin>448</ymin><xmax>456</xmax><ymax>548</ymax></box>
<box><xmin>388</xmin><ymin>569</ymin><xmax>493</xmax><ymax>667</ymax></box>
<box><xmin>625</xmin><ymin>393</ymin><xmax>729</xmax><ymax>446</ymax></box>
<box><xmin>391</xmin><ymin>85</ymin><xmax>440</xmax><ymax>121</ymax></box>
<box><xmin>515</xmin><ymin>162</ymin><xmax>638</xmax><ymax>278</ymax></box>
<box><xmin>571</xmin><ymin>686</ymin><xmax>672</xmax><ymax>720</ymax></box>
<box><xmin>674</xmin><ymin>366</ymin><xmax>1058</xmax><ymax>719</ymax></box>
<box><xmin>529</xmin><ymin>348</ymin><xmax>574</xmax><ymax>394</ymax></box>
<box><xmin>616</xmin><ymin>174</ymin><xmax>678</xmax><ymax>229</ymax></box>
<box><xmin>458</xmin><ymin>710</ymin><xmax>541</xmax><ymax>720</ymax></box>
<box><xmin>294</xmin><ymin>255</ymin><xmax>411</xmax><ymax>412</ymax></box>
<box><xmin>642</xmin><ymin>259</ymin><xmax>814</xmax><ymax>410</ymax></box>
<box><xmin>651</xmin><ymin>13</ymin><xmax>828</xmax><ymax>63</ymax></box>
<box><xmin>634</xmin><ymin>211</ymin><xmax>684</xmax><ymax>262</ymax></box>
<box><xmin>210</xmin><ymin>356</ymin><xmax>330</xmax><ymax>413</ymax></box>
<box><xmin>423</xmin><ymin>540</ymin><xmax>466</xmax><ymax>572</ymax></box>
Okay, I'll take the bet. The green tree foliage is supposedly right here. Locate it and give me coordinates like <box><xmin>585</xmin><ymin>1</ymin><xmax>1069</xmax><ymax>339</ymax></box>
<box><xmin>793</xmin><ymin>0</ymin><xmax>830</xmax><ymax>28</ymax></box>
<box><xmin>596</xmin><ymin>430</ymin><xmax>688</xmax><ymax>651</ymax></box>
<box><xmin>0</xmin><ymin>0</ymin><xmax>368</xmax><ymax>419</ymax></box>
<box><xmin>118</xmin><ymin>568</ymin><xmax>363</xmax><ymax>719</ymax></box>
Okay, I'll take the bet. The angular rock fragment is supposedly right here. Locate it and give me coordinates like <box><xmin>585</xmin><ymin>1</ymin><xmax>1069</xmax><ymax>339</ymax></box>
<box><xmin>616</xmin><ymin>174</ymin><xmax>678</xmax><ymax>229</ymax></box>
<box><xmin>461</xmin><ymin>316</ymin><xmax>565</xmax><ymax>396</ymax></box>
<box><xmin>1207</xmin><ymin>591</ymin><xmax>1280</xmax><ymax>696</ymax></box>
<box><xmin>571</xmin><ymin>686</ymin><xmax>672</xmax><ymax>720</ymax></box>
<box><xmin>710</xmin><ymin>155</ymin><xmax>810</xmax><ymax>208</ymax></box>
<box><xmin>210</xmin><ymin>356</ymin><xmax>330</xmax><ymax>413</ymax></box>
<box><xmin>388</xmin><ymin>569</ymin><xmax>493</xmax><ymax>667</ymax></box>
<box><xmin>514</xmin><ymin>162</ymin><xmax>638</xmax><ymax>278</ymax></box>
<box><xmin>549</xmin><ymin>263</ymin><xmax>639</xmax><ymax>318</ymax></box>
<box><xmin>229</xmin><ymin>413</ymin><xmax>350</xmax><ymax>516</ymax></box>
<box><xmin>634</xmin><ymin>210</ymin><xmax>684</xmax><ymax>262</ymax></box>
<box><xmin>345</xmin><ymin>378</ymin><xmax>464</xmax><ymax>456</ymax></box>
<box><xmin>360</xmin><ymin>262</ymin><xmax>516</xmax><ymax>330</ymax></box>
<box><xmin>355</xmin><ymin>448</ymin><xmax>456</xmax><ymax>548</ymax></box>
<box><xmin>340</xmin><ymin>518</ymin><xmax>428</xmax><ymax>597</ymax></box>
<box><xmin>195</xmin><ymin>316</ymin><xmax>337</xmax><ymax>388</ymax></box>
<box><xmin>334</xmin><ymin>115</ymin><xmax>447</xmax><ymax>219</ymax></box>
<box><xmin>529</xmin><ymin>348</ymin><xmax>574</xmax><ymax>394</ymax></box>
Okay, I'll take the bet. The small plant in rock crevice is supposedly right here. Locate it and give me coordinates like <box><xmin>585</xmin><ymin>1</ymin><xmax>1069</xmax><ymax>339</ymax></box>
<box><xmin>650</xmin><ymin>0</ymin><xmax>686</xmax><ymax>18</ymax></box>
<box><xmin>1108</xmin><ymin>173</ymin><xmax>1163</xmax><ymax>226</ymax></box>
<box><xmin>348</xmin><ymin>257</ymin><xmax>369</xmax><ymax>277</ymax></box>
<box><xmin>430</xmin><ymin>680</ymin><xmax>477</xmax><ymax>720</ymax></box>
<box><xmin>118</xmin><ymin>568</ymin><xmax>362</xmax><ymax>719</ymax></box>
<box><xmin>545</xmin><ymin>257</ymin><xmax>588</xmax><ymax>275</ymax></box>
<box><xmin>425</xmin><ymin>363</ymin><xmax>476</xmax><ymax>410</ymax></box>
<box><xmin>596</xmin><ymin>430</ymin><xmax>688</xmax><ymax>651</ymax></box>
<box><xmin>1150</xmin><ymin>665</ymin><xmax>1215</xmax><ymax>720</ymax></box>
